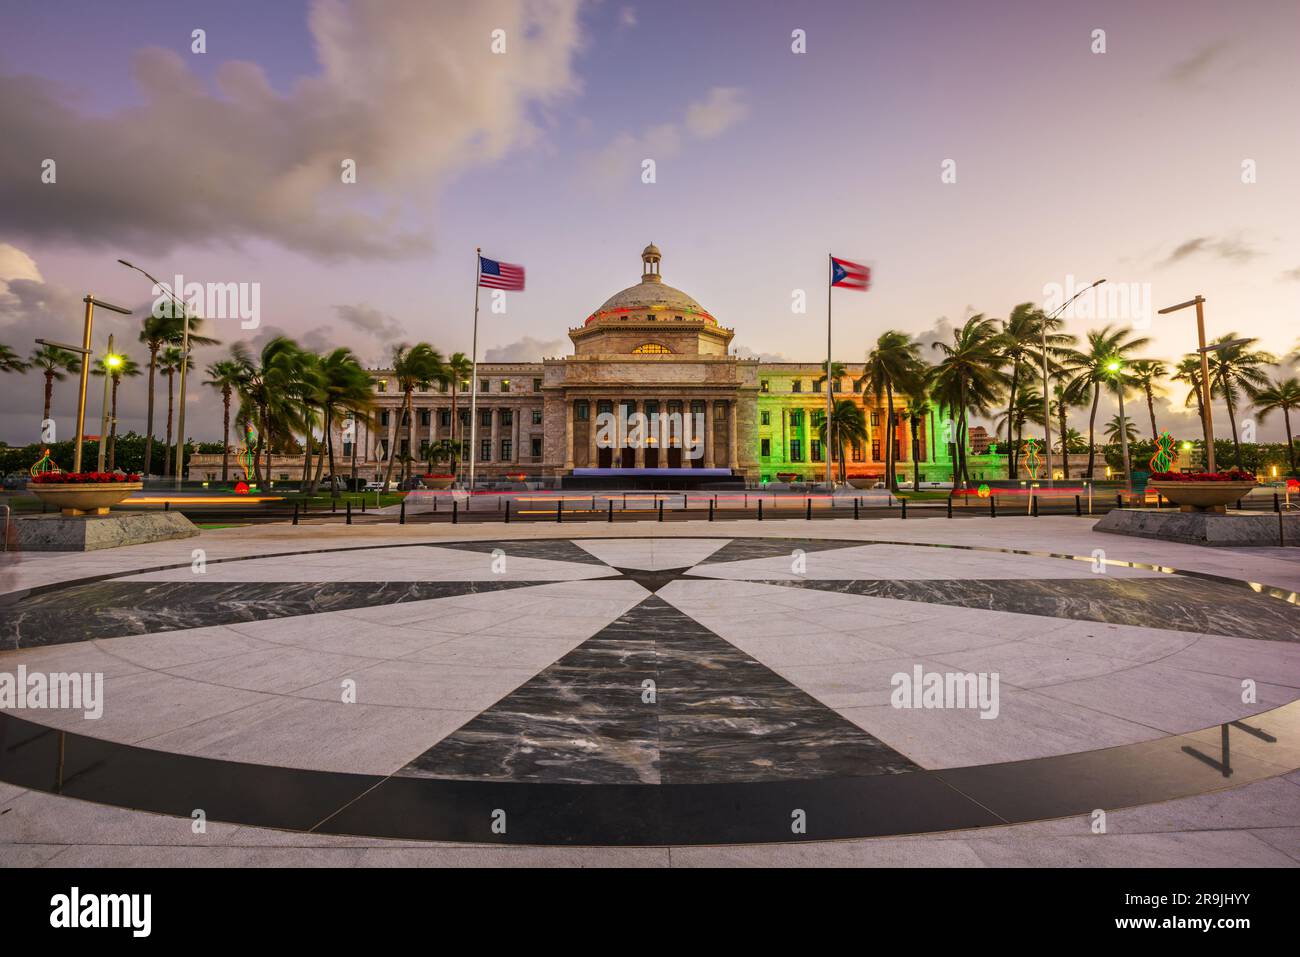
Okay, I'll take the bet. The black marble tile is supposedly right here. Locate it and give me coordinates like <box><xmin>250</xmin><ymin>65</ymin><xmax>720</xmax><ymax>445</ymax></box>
<box><xmin>693</xmin><ymin>537</ymin><xmax>864</xmax><ymax>566</ymax></box>
<box><xmin>756</xmin><ymin>576</ymin><xmax>1300</xmax><ymax>642</ymax></box>
<box><xmin>399</xmin><ymin>595</ymin><xmax>918</xmax><ymax>785</ymax></box>
<box><xmin>431</xmin><ymin>539</ymin><xmax>612</xmax><ymax>567</ymax></box>
<box><xmin>0</xmin><ymin>579</ymin><xmax>549</xmax><ymax>649</ymax></box>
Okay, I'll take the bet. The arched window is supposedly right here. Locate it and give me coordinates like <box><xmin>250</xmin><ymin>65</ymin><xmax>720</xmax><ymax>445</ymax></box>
<box><xmin>632</xmin><ymin>343</ymin><xmax>671</xmax><ymax>354</ymax></box>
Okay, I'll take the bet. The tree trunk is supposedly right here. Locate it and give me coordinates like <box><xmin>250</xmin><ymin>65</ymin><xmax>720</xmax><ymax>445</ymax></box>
<box><xmin>1058</xmin><ymin>405</ymin><xmax>1070</xmax><ymax>479</ymax></box>
<box><xmin>381</xmin><ymin>392</ymin><xmax>410</xmax><ymax>491</ymax></box>
<box><xmin>164</xmin><ymin>370</ymin><xmax>175</xmax><ymax>477</ymax></box>
<box><xmin>108</xmin><ymin>376</ymin><xmax>120</xmax><ymax>469</ymax></box>
<box><xmin>1144</xmin><ymin>384</ymin><xmax>1159</xmax><ymax>441</ymax></box>
<box><xmin>1225</xmin><ymin>394</ymin><xmax>1241</xmax><ymax>467</ymax></box>
<box><xmin>311</xmin><ymin>409</ymin><xmax>328</xmax><ymax>494</ymax></box>
<box><xmin>1004</xmin><ymin>362</ymin><xmax>1018</xmax><ymax>478</ymax></box>
<box><xmin>42</xmin><ymin>371</ymin><xmax>53</xmax><ymax>424</ymax></box>
<box><xmin>220</xmin><ymin>387</ymin><xmax>231</xmax><ymax>482</ymax></box>
<box><xmin>143</xmin><ymin>345</ymin><xmax>158</xmax><ymax>477</ymax></box>
<box><xmin>326</xmin><ymin>408</ymin><xmax>340</xmax><ymax>495</ymax></box>
<box><xmin>1085</xmin><ymin>382</ymin><xmax>1100</xmax><ymax>478</ymax></box>
<box><xmin>1284</xmin><ymin>406</ymin><xmax>1296</xmax><ymax>475</ymax></box>
<box><xmin>885</xmin><ymin>382</ymin><xmax>897</xmax><ymax>491</ymax></box>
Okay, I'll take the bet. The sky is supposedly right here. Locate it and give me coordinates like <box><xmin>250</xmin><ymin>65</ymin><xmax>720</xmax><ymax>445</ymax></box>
<box><xmin>1</xmin><ymin>0</ymin><xmax>1298</xmax><ymax>447</ymax></box>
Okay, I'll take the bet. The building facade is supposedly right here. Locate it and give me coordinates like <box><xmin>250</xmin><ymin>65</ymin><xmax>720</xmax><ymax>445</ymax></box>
<box><xmin>192</xmin><ymin>245</ymin><xmax>1008</xmax><ymax>486</ymax></box>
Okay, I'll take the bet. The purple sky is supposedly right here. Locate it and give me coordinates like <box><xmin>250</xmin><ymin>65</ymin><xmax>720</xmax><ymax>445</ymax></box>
<box><xmin>1</xmin><ymin>0</ymin><xmax>1298</xmax><ymax>445</ymax></box>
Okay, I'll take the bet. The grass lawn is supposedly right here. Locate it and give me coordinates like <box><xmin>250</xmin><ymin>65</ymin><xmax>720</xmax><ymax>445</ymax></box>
<box><xmin>281</xmin><ymin>491</ymin><xmax>407</xmax><ymax>509</ymax></box>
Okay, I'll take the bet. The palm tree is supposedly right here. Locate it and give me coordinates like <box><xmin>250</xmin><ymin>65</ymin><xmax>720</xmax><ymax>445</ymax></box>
<box><xmin>930</xmin><ymin>316</ymin><xmax>1005</xmax><ymax>487</ymax></box>
<box><xmin>91</xmin><ymin>353</ymin><xmax>141</xmax><ymax>470</ymax></box>
<box><xmin>381</xmin><ymin>343</ymin><xmax>442</xmax><ymax>492</ymax></box>
<box><xmin>233</xmin><ymin>337</ymin><xmax>306</xmax><ymax>486</ymax></box>
<box><xmin>1103</xmin><ymin>413</ymin><xmax>1139</xmax><ymax>446</ymax></box>
<box><xmin>1172</xmin><ymin>355</ymin><xmax>1208</xmax><ymax>446</ymax></box>
<box><xmin>1056</xmin><ymin>427</ymin><xmax>1087</xmax><ymax>455</ymax></box>
<box><xmin>816</xmin><ymin>398</ymin><xmax>867</xmax><ymax>484</ymax></box>
<box><xmin>1253</xmin><ymin>377</ymin><xmax>1300</xmax><ymax>476</ymax></box>
<box><xmin>29</xmin><ymin>344</ymin><xmax>82</xmax><ymax>427</ymax></box>
<box><xmin>1061</xmin><ymin>324</ymin><xmax>1150</xmax><ymax>478</ymax></box>
<box><xmin>1206</xmin><ymin>333</ymin><xmax>1275</xmax><ymax>467</ymax></box>
<box><xmin>864</xmin><ymin>330</ymin><xmax>924</xmax><ymax>491</ymax></box>
<box><xmin>313</xmin><ymin>347</ymin><xmax>375</xmax><ymax>495</ymax></box>
<box><xmin>158</xmin><ymin>346</ymin><xmax>193</xmax><ymax>478</ymax></box>
<box><xmin>0</xmin><ymin>343</ymin><xmax>29</xmax><ymax>374</ymax></box>
<box><xmin>995</xmin><ymin>303</ymin><xmax>1072</xmax><ymax>479</ymax></box>
<box><xmin>203</xmin><ymin>357</ymin><xmax>248</xmax><ymax>482</ymax></box>
<box><xmin>1049</xmin><ymin>380</ymin><xmax>1086</xmax><ymax>479</ymax></box>
<box><xmin>138</xmin><ymin>303</ymin><xmax>218</xmax><ymax>477</ymax></box>
<box><xmin>993</xmin><ymin>386</ymin><xmax>1045</xmax><ymax>477</ymax></box>
<box><xmin>442</xmin><ymin>351</ymin><xmax>473</xmax><ymax>480</ymax></box>
<box><xmin>818</xmin><ymin>360</ymin><xmax>849</xmax><ymax>477</ymax></box>
<box><xmin>898</xmin><ymin>375</ymin><xmax>933</xmax><ymax>491</ymax></box>
<box><xmin>1127</xmin><ymin>359</ymin><xmax>1168</xmax><ymax>441</ymax></box>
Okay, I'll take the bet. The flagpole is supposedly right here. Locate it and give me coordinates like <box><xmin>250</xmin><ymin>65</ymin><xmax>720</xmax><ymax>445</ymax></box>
<box><xmin>825</xmin><ymin>254</ymin><xmax>833</xmax><ymax>487</ymax></box>
<box><xmin>468</xmin><ymin>247</ymin><xmax>481</xmax><ymax>491</ymax></box>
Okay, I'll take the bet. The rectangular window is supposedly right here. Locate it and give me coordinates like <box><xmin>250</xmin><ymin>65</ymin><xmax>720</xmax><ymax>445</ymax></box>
<box><xmin>419</xmin><ymin>440</ymin><xmax>429</xmax><ymax>457</ymax></box>
<box><xmin>531</xmin><ymin>436</ymin><xmax>543</xmax><ymax>457</ymax></box>
<box><xmin>792</xmin><ymin>380</ymin><xmax>802</xmax><ymax>393</ymax></box>
<box><xmin>480</xmin><ymin>378</ymin><xmax>490</xmax><ymax>393</ymax></box>
<box><xmin>760</xmin><ymin>380</ymin><xmax>770</xmax><ymax>393</ymax></box>
<box><xmin>460</xmin><ymin>409</ymin><xmax>470</xmax><ymax>426</ymax></box>
<box><xmin>459</xmin><ymin>380</ymin><xmax>469</xmax><ymax>392</ymax></box>
<box><xmin>501</xmin><ymin>379</ymin><xmax>511</xmax><ymax>392</ymax></box>
<box><xmin>342</xmin><ymin>441</ymin><xmax>353</xmax><ymax>457</ymax></box>
<box><xmin>480</xmin><ymin>409</ymin><xmax>492</xmax><ymax>427</ymax></box>
<box><xmin>870</xmin><ymin>412</ymin><xmax>880</xmax><ymax>426</ymax></box>
<box><xmin>378</xmin><ymin>440</ymin><xmax>388</xmax><ymax>460</ymax></box>
<box><xmin>760</xmin><ymin>438</ymin><xmax>771</xmax><ymax>457</ymax></box>
<box><xmin>760</xmin><ymin>411</ymin><xmax>770</xmax><ymax>426</ymax></box>
<box><xmin>419</xmin><ymin>410</ymin><xmax>431</xmax><ymax>426</ymax></box>
<box><xmin>790</xmin><ymin>439</ymin><xmax>803</xmax><ymax>461</ymax></box>
<box><xmin>439</xmin><ymin>410</ymin><xmax>451</xmax><ymax>427</ymax></box>
<box><xmin>531</xmin><ymin>408</ymin><xmax>543</xmax><ymax>425</ymax></box>
<box><xmin>852</xmin><ymin>442</ymin><xmax>864</xmax><ymax>462</ymax></box>
<box><xmin>576</xmin><ymin>400</ymin><xmax>590</xmax><ymax>421</ymax></box>
<box><xmin>376</xmin><ymin>379</ymin><xmax>387</xmax><ymax>393</ymax></box>
<box><xmin>811</xmin><ymin>440</ymin><xmax>822</xmax><ymax>462</ymax></box>
<box><xmin>501</xmin><ymin>409</ymin><xmax>513</xmax><ymax>426</ymax></box>
<box><xmin>872</xmin><ymin>439</ymin><xmax>881</xmax><ymax>460</ymax></box>
<box><xmin>789</xmin><ymin>410</ymin><xmax>802</xmax><ymax>427</ymax></box>
<box><xmin>501</xmin><ymin>439</ymin><xmax>512</xmax><ymax>460</ymax></box>
<box><xmin>533</xmin><ymin>378</ymin><xmax>543</xmax><ymax>392</ymax></box>
<box><xmin>380</xmin><ymin>411</ymin><xmax>390</xmax><ymax>426</ymax></box>
<box><xmin>480</xmin><ymin>438</ymin><xmax>491</xmax><ymax>462</ymax></box>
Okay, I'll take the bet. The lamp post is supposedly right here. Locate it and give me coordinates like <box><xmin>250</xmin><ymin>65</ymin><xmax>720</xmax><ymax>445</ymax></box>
<box><xmin>1106</xmin><ymin>359</ymin><xmax>1132</xmax><ymax>497</ymax></box>
<box><xmin>118</xmin><ymin>259</ymin><xmax>191</xmax><ymax>490</ymax></box>
<box><xmin>1156</xmin><ymin>295</ymin><xmax>1218</xmax><ymax>473</ymax></box>
<box><xmin>97</xmin><ymin>338</ymin><xmax>123</xmax><ymax>471</ymax></box>
<box><xmin>1041</xmin><ymin>279</ymin><xmax>1105</xmax><ymax>487</ymax></box>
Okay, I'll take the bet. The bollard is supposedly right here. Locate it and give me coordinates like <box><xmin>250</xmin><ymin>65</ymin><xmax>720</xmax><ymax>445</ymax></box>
<box><xmin>658</xmin><ymin>500</ymin><xmax>664</xmax><ymax>522</ymax></box>
<box><xmin>1031</xmin><ymin>494</ymin><xmax>1039</xmax><ymax>518</ymax></box>
<box><xmin>805</xmin><ymin>497</ymin><xmax>812</xmax><ymax>520</ymax></box>
<box><xmin>1274</xmin><ymin>492</ymin><xmax>1281</xmax><ymax>513</ymax></box>
<box><xmin>164</xmin><ymin>500</ymin><xmax>170</xmax><ymax>511</ymax></box>
<box><xmin>592</xmin><ymin>495</ymin><xmax>596</xmax><ymax>510</ymax></box>
<box><xmin>608</xmin><ymin>499</ymin><xmax>614</xmax><ymax>523</ymax></box>
<box><xmin>346</xmin><ymin>501</ymin><xmax>352</xmax><ymax>525</ymax></box>
<box><xmin>399</xmin><ymin>500</ymin><xmax>406</xmax><ymax>525</ymax></box>
<box><xmin>758</xmin><ymin>498</ymin><xmax>763</xmax><ymax>521</ymax></box>
<box><xmin>361</xmin><ymin>497</ymin><xmax>367</xmax><ymax>513</ymax></box>
<box><xmin>452</xmin><ymin>500</ymin><xmax>458</xmax><ymax>524</ymax></box>
<box><xmin>1116</xmin><ymin>493</ymin><xmax>1123</xmax><ymax>510</ymax></box>
<box><xmin>556</xmin><ymin>500</ymin><xmax>563</xmax><ymax>524</ymax></box>
<box><xmin>854</xmin><ymin>499</ymin><xmax>859</xmax><ymax>520</ymax></box>
<box><xmin>1075</xmin><ymin>494</ymin><xmax>1082</xmax><ymax>517</ymax></box>
<box><xmin>709</xmin><ymin>499</ymin><xmax>715</xmax><ymax>522</ymax></box>
<box><xmin>332</xmin><ymin>499</ymin><xmax>337</xmax><ymax>514</ymax></box>
<box><xmin>990</xmin><ymin>496</ymin><xmax>997</xmax><ymax>518</ymax></box>
<box><xmin>504</xmin><ymin>500</ymin><xmax>511</xmax><ymax>524</ymax></box>
<box><xmin>947</xmin><ymin>495</ymin><xmax>953</xmax><ymax>519</ymax></box>
<box><xmin>292</xmin><ymin>502</ymin><xmax>299</xmax><ymax>526</ymax></box>
<box><xmin>900</xmin><ymin>498</ymin><xmax>907</xmax><ymax>520</ymax></box>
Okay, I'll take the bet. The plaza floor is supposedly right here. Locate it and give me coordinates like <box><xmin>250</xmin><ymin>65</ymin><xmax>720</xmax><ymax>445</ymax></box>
<box><xmin>1</xmin><ymin>516</ymin><xmax>1298</xmax><ymax>866</ymax></box>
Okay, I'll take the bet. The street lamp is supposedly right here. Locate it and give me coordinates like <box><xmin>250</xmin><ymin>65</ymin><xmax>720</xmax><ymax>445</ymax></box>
<box><xmin>1106</xmin><ymin>358</ymin><xmax>1133</xmax><ymax>497</ymax></box>
<box><xmin>1156</xmin><ymin>294</ymin><xmax>1219</xmax><ymax>473</ymax></box>
<box><xmin>97</xmin><ymin>339</ymin><xmax>124</xmax><ymax>471</ymax></box>
<box><xmin>1041</xmin><ymin>278</ymin><xmax>1105</xmax><ymax>487</ymax></box>
<box><xmin>118</xmin><ymin>259</ymin><xmax>191</xmax><ymax>491</ymax></box>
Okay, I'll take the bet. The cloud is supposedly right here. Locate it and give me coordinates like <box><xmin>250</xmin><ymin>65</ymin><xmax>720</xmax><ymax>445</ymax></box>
<box><xmin>0</xmin><ymin>0</ymin><xmax>584</xmax><ymax>260</ymax></box>
<box><xmin>484</xmin><ymin>335</ymin><xmax>569</xmax><ymax>361</ymax></box>
<box><xmin>1160</xmin><ymin>236</ymin><xmax>1259</xmax><ymax>266</ymax></box>
<box><xmin>732</xmin><ymin>344</ymin><xmax>791</xmax><ymax>362</ymax></box>
<box><xmin>1165</xmin><ymin>41</ymin><xmax>1230</xmax><ymax>85</ymax></box>
<box><xmin>685</xmin><ymin>87</ymin><xmax>748</xmax><ymax>139</ymax></box>
<box><xmin>619</xmin><ymin>5</ymin><xmax>637</xmax><ymax>29</ymax></box>
<box><xmin>582</xmin><ymin>85</ymin><xmax>747</xmax><ymax>187</ymax></box>
<box><xmin>1280</xmin><ymin>266</ymin><xmax>1300</xmax><ymax>282</ymax></box>
<box><xmin>334</xmin><ymin>303</ymin><xmax>408</xmax><ymax>342</ymax></box>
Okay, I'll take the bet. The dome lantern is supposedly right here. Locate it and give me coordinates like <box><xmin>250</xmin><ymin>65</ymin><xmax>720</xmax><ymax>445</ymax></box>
<box><xmin>641</xmin><ymin>243</ymin><xmax>662</xmax><ymax>283</ymax></box>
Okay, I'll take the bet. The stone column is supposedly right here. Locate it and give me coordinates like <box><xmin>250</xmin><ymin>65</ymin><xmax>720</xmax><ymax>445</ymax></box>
<box><xmin>728</xmin><ymin>400</ymin><xmax>738</xmax><ymax>469</ymax></box>
<box><xmin>633</xmin><ymin>399</ymin><xmax>646</xmax><ymax>469</ymax></box>
<box><xmin>513</xmin><ymin>407</ymin><xmax>520</xmax><ymax>464</ymax></box>
<box><xmin>704</xmin><ymin>399</ymin><xmax>715</xmax><ymax>468</ymax></box>
<box><xmin>587</xmin><ymin>398</ymin><xmax>598</xmax><ymax>468</ymax></box>
<box><xmin>564</xmin><ymin>399</ymin><xmax>575</xmax><ymax>471</ymax></box>
<box><xmin>489</xmin><ymin>407</ymin><xmax>499</xmax><ymax>468</ymax></box>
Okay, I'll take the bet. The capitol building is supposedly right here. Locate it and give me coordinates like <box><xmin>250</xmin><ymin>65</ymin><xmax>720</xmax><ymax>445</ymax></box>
<box><xmin>198</xmin><ymin>245</ymin><xmax>967</xmax><ymax>486</ymax></box>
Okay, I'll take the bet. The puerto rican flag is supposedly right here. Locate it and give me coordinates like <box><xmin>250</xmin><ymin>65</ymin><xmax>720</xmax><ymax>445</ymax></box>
<box><xmin>478</xmin><ymin>255</ymin><xmax>525</xmax><ymax>291</ymax></box>
<box><xmin>830</xmin><ymin>256</ymin><xmax>871</xmax><ymax>290</ymax></box>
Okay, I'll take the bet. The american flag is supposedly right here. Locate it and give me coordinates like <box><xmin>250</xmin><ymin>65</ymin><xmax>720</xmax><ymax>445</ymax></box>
<box><xmin>478</xmin><ymin>255</ymin><xmax>525</xmax><ymax>291</ymax></box>
<box><xmin>830</xmin><ymin>255</ymin><xmax>871</xmax><ymax>291</ymax></box>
